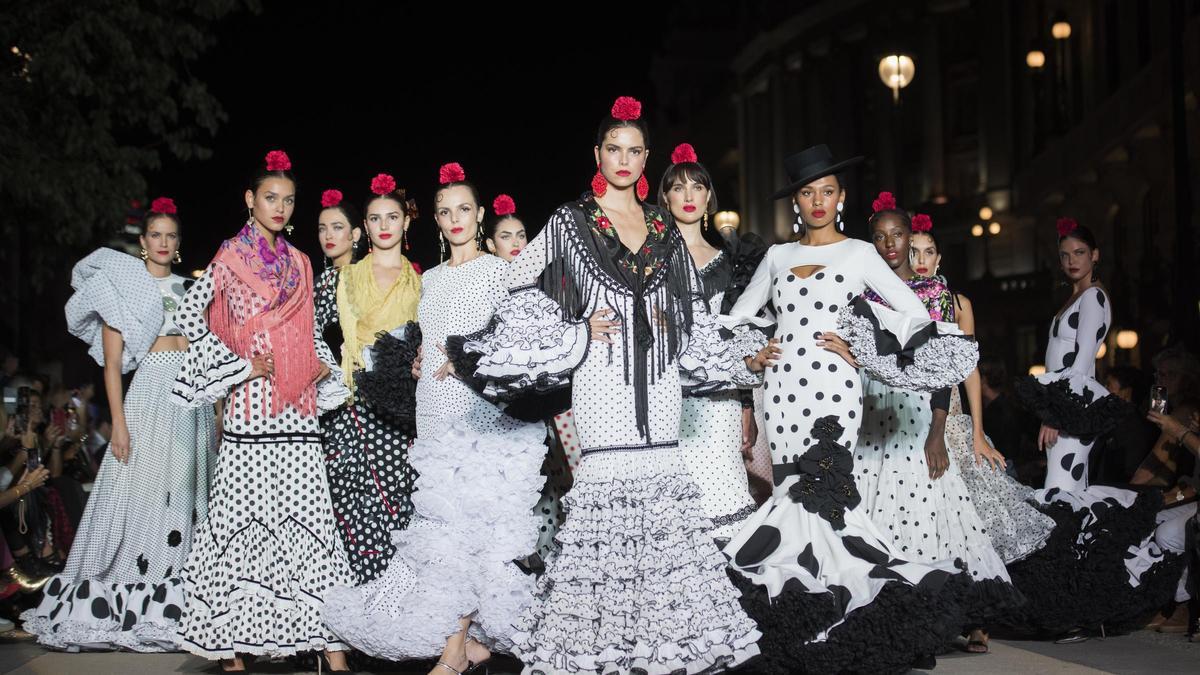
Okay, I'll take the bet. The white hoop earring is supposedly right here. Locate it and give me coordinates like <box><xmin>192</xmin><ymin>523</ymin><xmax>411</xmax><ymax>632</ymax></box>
<box><xmin>793</xmin><ymin>202</ymin><xmax>802</xmax><ymax>234</ymax></box>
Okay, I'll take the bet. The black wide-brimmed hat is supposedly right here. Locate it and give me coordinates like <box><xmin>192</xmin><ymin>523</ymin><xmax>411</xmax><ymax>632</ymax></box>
<box><xmin>771</xmin><ymin>144</ymin><xmax>865</xmax><ymax>200</ymax></box>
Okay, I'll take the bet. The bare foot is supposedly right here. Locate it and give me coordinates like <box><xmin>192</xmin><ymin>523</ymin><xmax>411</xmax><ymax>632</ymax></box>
<box><xmin>325</xmin><ymin>649</ymin><xmax>350</xmax><ymax>671</ymax></box>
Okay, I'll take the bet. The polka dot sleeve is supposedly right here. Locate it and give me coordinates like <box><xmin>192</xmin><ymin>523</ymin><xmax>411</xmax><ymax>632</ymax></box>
<box><xmin>171</xmin><ymin>261</ymin><xmax>254</xmax><ymax>408</ymax></box>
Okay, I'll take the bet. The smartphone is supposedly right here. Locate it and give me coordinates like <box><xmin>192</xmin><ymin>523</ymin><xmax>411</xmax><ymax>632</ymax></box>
<box><xmin>50</xmin><ymin>407</ymin><xmax>68</xmax><ymax>429</ymax></box>
<box><xmin>2</xmin><ymin>386</ymin><xmax>17</xmax><ymax>416</ymax></box>
<box><xmin>1150</xmin><ymin>385</ymin><xmax>1168</xmax><ymax>414</ymax></box>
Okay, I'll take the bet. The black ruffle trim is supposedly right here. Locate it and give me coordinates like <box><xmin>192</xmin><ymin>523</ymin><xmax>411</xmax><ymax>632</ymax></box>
<box><xmin>1003</xmin><ymin>491</ymin><xmax>1179</xmax><ymax>635</ymax></box>
<box><xmin>444</xmin><ymin>332</ymin><xmax>488</xmax><ymax>395</ymax></box>
<box><xmin>352</xmin><ymin>322</ymin><xmax>421</xmax><ymax>432</ymax></box>
<box><xmin>1014</xmin><ymin>376</ymin><xmax>1131</xmax><ymax>441</ymax></box>
<box><xmin>962</xmin><ymin>577</ymin><xmax>1028</xmax><ymax>628</ymax></box>
<box><xmin>728</xmin><ymin>567</ymin><xmax>970</xmax><ymax>674</ymax></box>
<box><xmin>720</xmin><ymin>232</ymin><xmax>769</xmax><ymax>314</ymax></box>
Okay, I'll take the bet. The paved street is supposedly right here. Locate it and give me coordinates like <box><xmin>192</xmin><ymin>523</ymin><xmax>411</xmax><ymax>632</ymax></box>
<box><xmin>1</xmin><ymin>629</ymin><xmax>1196</xmax><ymax>674</ymax></box>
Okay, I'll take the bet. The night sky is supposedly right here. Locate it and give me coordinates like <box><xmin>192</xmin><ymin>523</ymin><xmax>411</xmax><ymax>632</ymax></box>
<box><xmin>158</xmin><ymin>2</ymin><xmax>677</xmax><ymax>272</ymax></box>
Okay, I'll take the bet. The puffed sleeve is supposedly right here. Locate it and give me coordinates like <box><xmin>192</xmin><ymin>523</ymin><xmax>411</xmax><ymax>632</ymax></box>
<box><xmin>64</xmin><ymin>248</ymin><xmax>162</xmax><ymax>373</ymax></box>
<box><xmin>171</xmin><ymin>261</ymin><xmax>254</xmax><ymax>408</ymax></box>
<box><xmin>677</xmin><ymin>250</ymin><xmax>765</xmax><ymax>394</ymax></box>
<box><xmin>447</xmin><ymin>207</ymin><xmax>591</xmax><ymax>400</ymax></box>
<box><xmin>837</xmin><ymin>246</ymin><xmax>978</xmax><ymax>392</ymax></box>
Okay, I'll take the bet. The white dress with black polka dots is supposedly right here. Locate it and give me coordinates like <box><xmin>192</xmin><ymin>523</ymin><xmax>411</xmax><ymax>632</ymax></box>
<box><xmin>22</xmin><ymin>251</ymin><xmax>216</xmax><ymax>652</ymax></box>
<box><xmin>680</xmin><ymin>251</ymin><xmax>757</xmax><ymax>540</ymax></box>
<box><xmin>169</xmin><ymin>257</ymin><xmax>356</xmax><ymax>659</ymax></box>
<box><xmin>460</xmin><ymin>204</ymin><xmax>764</xmax><ymax>675</ymax></box>
<box><xmin>721</xmin><ymin>240</ymin><xmax>970</xmax><ymax>673</ymax></box>
<box><xmin>322</xmin><ymin>254</ymin><xmax>547</xmax><ymax>659</ymax></box>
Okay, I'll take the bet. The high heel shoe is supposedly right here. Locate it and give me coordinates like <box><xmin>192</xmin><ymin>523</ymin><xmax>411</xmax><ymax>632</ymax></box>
<box><xmin>320</xmin><ymin>651</ymin><xmax>353</xmax><ymax>673</ymax></box>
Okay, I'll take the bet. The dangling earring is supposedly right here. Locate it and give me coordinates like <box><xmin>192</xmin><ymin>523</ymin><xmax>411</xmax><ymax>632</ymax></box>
<box><xmin>702</xmin><ymin>212</ymin><xmax>709</xmax><ymax>231</ymax></box>
<box><xmin>246</xmin><ymin>208</ymin><xmax>253</xmax><ymax>226</ymax></box>
<box><xmin>174</xmin><ymin>250</ymin><xmax>182</xmax><ymax>264</ymax></box>
<box><xmin>139</xmin><ymin>248</ymin><xmax>148</xmax><ymax>261</ymax></box>
<box><xmin>636</xmin><ymin>175</ymin><xmax>649</xmax><ymax>201</ymax></box>
<box><xmin>439</xmin><ymin>231</ymin><xmax>446</xmax><ymax>261</ymax></box>
<box><xmin>836</xmin><ymin>202</ymin><xmax>844</xmax><ymax>232</ymax></box>
<box><xmin>792</xmin><ymin>202</ymin><xmax>802</xmax><ymax>235</ymax></box>
<box><xmin>475</xmin><ymin>223</ymin><xmax>484</xmax><ymax>249</ymax></box>
<box><xmin>323</xmin><ymin>254</ymin><xmax>331</xmax><ymax>271</ymax></box>
<box><xmin>591</xmin><ymin>165</ymin><xmax>607</xmax><ymax>197</ymax></box>
<box><xmin>285</xmin><ymin>223</ymin><xmax>294</xmax><ymax>236</ymax></box>
<box><xmin>402</xmin><ymin>229</ymin><xmax>410</xmax><ymax>251</ymax></box>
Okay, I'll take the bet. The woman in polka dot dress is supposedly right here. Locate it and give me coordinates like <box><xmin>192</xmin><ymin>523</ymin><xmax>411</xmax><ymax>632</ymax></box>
<box><xmin>315</xmin><ymin>179</ymin><xmax>421</xmax><ymax>585</ymax></box>
<box><xmin>455</xmin><ymin>98</ymin><xmax>765</xmax><ymax>674</ymax></box>
<box><xmin>170</xmin><ymin>152</ymin><xmax>356</xmax><ymax>671</ymax></box>
<box><xmin>658</xmin><ymin>142</ymin><xmax>761</xmax><ymax>542</ymax></box>
<box><xmin>721</xmin><ymin>145</ymin><xmax>976</xmax><ymax>674</ymax></box>
<box><xmin>1004</xmin><ymin>219</ymin><xmax>1181</xmax><ymax>638</ymax></box>
<box><xmin>854</xmin><ymin>203</ymin><xmax>1024</xmax><ymax>651</ymax></box>
<box><xmin>22</xmin><ymin>202</ymin><xmax>217</xmax><ymax>652</ymax></box>
<box><xmin>323</xmin><ymin>165</ymin><xmax>547</xmax><ymax>675</ymax></box>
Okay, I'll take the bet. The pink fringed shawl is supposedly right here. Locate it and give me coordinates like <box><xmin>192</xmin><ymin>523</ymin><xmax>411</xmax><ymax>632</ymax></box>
<box><xmin>208</xmin><ymin>224</ymin><xmax>320</xmax><ymax>417</ymax></box>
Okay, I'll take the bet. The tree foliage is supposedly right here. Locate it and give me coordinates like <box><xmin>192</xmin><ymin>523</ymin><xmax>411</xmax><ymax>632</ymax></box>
<box><xmin>0</xmin><ymin>0</ymin><xmax>257</xmax><ymax>287</ymax></box>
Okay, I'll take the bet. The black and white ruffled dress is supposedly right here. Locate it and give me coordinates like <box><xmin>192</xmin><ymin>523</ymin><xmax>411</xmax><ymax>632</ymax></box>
<box><xmin>22</xmin><ymin>249</ymin><xmax>217</xmax><ymax>652</ymax></box>
<box><xmin>721</xmin><ymin>239</ymin><xmax>979</xmax><ymax>675</ymax></box>
<box><xmin>1005</xmin><ymin>286</ymin><xmax>1181</xmax><ymax>635</ymax></box>
<box><xmin>322</xmin><ymin>254</ymin><xmax>547</xmax><ymax>660</ymax></box>
<box><xmin>456</xmin><ymin>197</ymin><xmax>764</xmax><ymax>674</ymax></box>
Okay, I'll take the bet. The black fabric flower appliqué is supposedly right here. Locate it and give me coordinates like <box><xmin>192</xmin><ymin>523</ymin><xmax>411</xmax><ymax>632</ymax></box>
<box><xmin>787</xmin><ymin>415</ymin><xmax>861</xmax><ymax>529</ymax></box>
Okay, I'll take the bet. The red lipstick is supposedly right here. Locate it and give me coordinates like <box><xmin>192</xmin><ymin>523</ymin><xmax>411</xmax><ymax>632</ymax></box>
<box><xmin>812</xmin><ymin>209</ymin><xmax>826</xmax><ymax>219</ymax></box>
<box><xmin>682</xmin><ymin>205</ymin><xmax>697</xmax><ymax>213</ymax></box>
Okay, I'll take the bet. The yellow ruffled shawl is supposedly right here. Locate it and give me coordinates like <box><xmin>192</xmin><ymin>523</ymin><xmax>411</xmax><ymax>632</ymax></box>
<box><xmin>336</xmin><ymin>253</ymin><xmax>421</xmax><ymax>393</ymax></box>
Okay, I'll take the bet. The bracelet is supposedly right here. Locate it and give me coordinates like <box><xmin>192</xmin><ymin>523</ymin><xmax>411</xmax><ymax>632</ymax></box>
<box><xmin>1181</xmin><ymin>429</ymin><xmax>1194</xmax><ymax>446</ymax></box>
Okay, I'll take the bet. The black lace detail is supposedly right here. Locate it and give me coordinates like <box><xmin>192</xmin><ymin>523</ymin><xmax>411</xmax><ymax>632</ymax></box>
<box><xmin>352</xmin><ymin>322</ymin><xmax>421</xmax><ymax>433</ymax></box>
<box><xmin>709</xmin><ymin>503</ymin><xmax>758</xmax><ymax>529</ymax></box>
<box><xmin>720</xmin><ymin>232</ymin><xmax>769</xmax><ymax>314</ymax></box>
<box><xmin>786</xmin><ymin>416</ymin><xmax>860</xmax><ymax>530</ymax></box>
<box><xmin>1014</xmin><ymin>377</ymin><xmax>1132</xmax><ymax>441</ymax></box>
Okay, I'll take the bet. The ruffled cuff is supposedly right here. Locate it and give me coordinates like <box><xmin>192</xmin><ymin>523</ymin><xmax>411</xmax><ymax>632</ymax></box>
<box><xmin>353</xmin><ymin>323</ymin><xmax>421</xmax><ymax>431</ymax></box>
<box><xmin>679</xmin><ymin>314</ymin><xmax>766</xmax><ymax>395</ymax></box>
<box><xmin>455</xmin><ymin>288</ymin><xmax>590</xmax><ymax>401</ymax></box>
<box><xmin>1015</xmin><ymin>374</ymin><xmax>1131</xmax><ymax>440</ymax></box>
<box><xmin>171</xmin><ymin>331</ymin><xmax>252</xmax><ymax>408</ymax></box>
<box><xmin>837</xmin><ymin>297</ymin><xmax>977</xmax><ymax>392</ymax></box>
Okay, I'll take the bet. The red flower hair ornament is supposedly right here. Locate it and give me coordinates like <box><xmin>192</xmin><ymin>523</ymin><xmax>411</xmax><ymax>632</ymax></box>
<box><xmin>265</xmin><ymin>150</ymin><xmax>291</xmax><ymax>172</ymax></box>
<box><xmin>611</xmin><ymin>96</ymin><xmax>642</xmax><ymax>121</ymax></box>
<box><xmin>149</xmin><ymin>196</ymin><xmax>177</xmax><ymax>215</ymax></box>
<box><xmin>439</xmin><ymin>162</ymin><xmax>466</xmax><ymax>185</ymax></box>
<box><xmin>1056</xmin><ymin>217</ymin><xmax>1079</xmax><ymax>237</ymax></box>
<box><xmin>320</xmin><ymin>189</ymin><xmax>343</xmax><ymax>208</ymax></box>
<box><xmin>911</xmin><ymin>214</ymin><xmax>933</xmax><ymax>233</ymax></box>
<box><xmin>493</xmin><ymin>194</ymin><xmax>516</xmax><ymax>217</ymax></box>
<box><xmin>671</xmin><ymin>143</ymin><xmax>698</xmax><ymax>165</ymax></box>
<box><xmin>370</xmin><ymin>173</ymin><xmax>397</xmax><ymax>196</ymax></box>
<box><xmin>872</xmin><ymin>191</ymin><xmax>897</xmax><ymax>213</ymax></box>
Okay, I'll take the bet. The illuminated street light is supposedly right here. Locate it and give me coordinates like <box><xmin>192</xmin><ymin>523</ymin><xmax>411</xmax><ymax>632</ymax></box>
<box><xmin>988</xmin><ymin>222</ymin><xmax>1001</xmax><ymax>235</ymax></box>
<box><xmin>971</xmin><ymin>224</ymin><xmax>984</xmax><ymax>237</ymax></box>
<box><xmin>878</xmin><ymin>54</ymin><xmax>915</xmax><ymax>103</ymax></box>
<box><xmin>978</xmin><ymin>206</ymin><xmax>993</xmax><ymax>220</ymax></box>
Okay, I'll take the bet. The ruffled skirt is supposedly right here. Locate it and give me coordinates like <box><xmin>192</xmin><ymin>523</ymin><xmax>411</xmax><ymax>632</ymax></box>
<box><xmin>322</xmin><ymin>401</ymin><xmax>416</xmax><ymax>584</ymax></box>
<box><xmin>176</xmin><ymin>412</ymin><xmax>355</xmax><ymax>659</ymax></box>
<box><xmin>679</xmin><ymin>393</ymin><xmax>756</xmax><ymax>540</ymax></box>
<box><xmin>21</xmin><ymin>351</ymin><xmax>215</xmax><ymax>651</ymax></box>
<box><xmin>511</xmin><ymin>446</ymin><xmax>761</xmax><ymax>675</ymax></box>
<box><xmin>323</xmin><ymin>418</ymin><xmax>546</xmax><ymax>659</ymax></box>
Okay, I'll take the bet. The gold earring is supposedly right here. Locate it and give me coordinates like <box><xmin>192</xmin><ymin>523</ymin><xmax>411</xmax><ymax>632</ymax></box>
<box><xmin>285</xmin><ymin>223</ymin><xmax>294</xmax><ymax>236</ymax></box>
<box><xmin>174</xmin><ymin>250</ymin><xmax>182</xmax><ymax>264</ymax></box>
<box><xmin>139</xmin><ymin>248</ymin><xmax>148</xmax><ymax>261</ymax></box>
<box><xmin>439</xmin><ymin>231</ymin><xmax>446</xmax><ymax>260</ymax></box>
<box><xmin>702</xmin><ymin>212</ymin><xmax>709</xmax><ymax>231</ymax></box>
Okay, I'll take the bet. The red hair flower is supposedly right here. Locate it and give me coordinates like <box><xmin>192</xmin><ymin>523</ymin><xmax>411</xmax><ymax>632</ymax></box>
<box><xmin>611</xmin><ymin>96</ymin><xmax>642</xmax><ymax>121</ymax></box>
<box><xmin>265</xmin><ymin>150</ymin><xmax>291</xmax><ymax>172</ymax></box>
<box><xmin>370</xmin><ymin>173</ymin><xmax>397</xmax><ymax>196</ymax></box>
<box><xmin>149</xmin><ymin>196</ymin><xmax>177</xmax><ymax>215</ymax></box>
<box><xmin>872</xmin><ymin>191</ymin><xmax>897</xmax><ymax>213</ymax></box>
<box><xmin>320</xmin><ymin>189</ymin><xmax>343</xmax><ymax>208</ymax></box>
<box><xmin>439</xmin><ymin>162</ymin><xmax>466</xmax><ymax>185</ymax></box>
<box><xmin>1056</xmin><ymin>217</ymin><xmax>1078</xmax><ymax>237</ymax></box>
<box><xmin>671</xmin><ymin>143</ymin><xmax>698</xmax><ymax>164</ymax></box>
<box><xmin>911</xmin><ymin>214</ymin><xmax>932</xmax><ymax>233</ymax></box>
<box><xmin>493</xmin><ymin>194</ymin><xmax>516</xmax><ymax>217</ymax></box>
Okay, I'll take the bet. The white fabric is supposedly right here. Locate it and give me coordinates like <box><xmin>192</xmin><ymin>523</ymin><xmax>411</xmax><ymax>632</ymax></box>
<box><xmin>65</xmin><ymin>248</ymin><xmax>163</xmax><ymax>373</ymax></box>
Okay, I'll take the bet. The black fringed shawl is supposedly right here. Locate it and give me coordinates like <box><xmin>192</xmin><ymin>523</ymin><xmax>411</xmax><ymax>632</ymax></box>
<box><xmin>537</xmin><ymin>194</ymin><xmax>699</xmax><ymax>441</ymax></box>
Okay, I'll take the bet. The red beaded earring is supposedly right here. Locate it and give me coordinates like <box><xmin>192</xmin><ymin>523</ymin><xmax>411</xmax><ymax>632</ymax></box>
<box><xmin>636</xmin><ymin>175</ymin><xmax>649</xmax><ymax>201</ymax></box>
<box><xmin>591</xmin><ymin>165</ymin><xmax>608</xmax><ymax>197</ymax></box>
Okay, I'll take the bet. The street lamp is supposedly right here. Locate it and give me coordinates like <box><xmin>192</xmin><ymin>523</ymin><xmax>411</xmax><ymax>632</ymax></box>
<box><xmin>1026</xmin><ymin>48</ymin><xmax>1046</xmax><ymax>69</ymax></box>
<box><xmin>1051</xmin><ymin>13</ymin><xmax>1072</xmax><ymax>40</ymax></box>
<box><xmin>988</xmin><ymin>221</ymin><xmax>1002</xmax><ymax>235</ymax></box>
<box><xmin>713</xmin><ymin>211</ymin><xmax>740</xmax><ymax>232</ymax></box>
<box><xmin>1116</xmin><ymin>330</ymin><xmax>1139</xmax><ymax>349</ymax></box>
<box><xmin>978</xmin><ymin>206</ymin><xmax>993</xmax><ymax>221</ymax></box>
<box><xmin>971</xmin><ymin>224</ymin><xmax>984</xmax><ymax>237</ymax></box>
<box><xmin>878</xmin><ymin>54</ymin><xmax>915</xmax><ymax>103</ymax></box>
<box><xmin>1029</xmin><ymin>364</ymin><xmax>1047</xmax><ymax>376</ymax></box>
<box><xmin>1096</xmin><ymin>343</ymin><xmax>1107</xmax><ymax>359</ymax></box>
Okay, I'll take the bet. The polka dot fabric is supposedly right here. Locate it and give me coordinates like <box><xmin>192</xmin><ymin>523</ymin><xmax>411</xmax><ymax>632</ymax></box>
<box><xmin>170</xmin><ymin>259</ymin><xmax>355</xmax><ymax>659</ymax></box>
<box><xmin>722</xmin><ymin>240</ymin><xmax>970</xmax><ymax>673</ymax></box>
<box><xmin>314</xmin><ymin>267</ymin><xmax>417</xmax><ymax>584</ymax></box>
<box><xmin>21</xmin><ymin>351</ymin><xmax>217</xmax><ymax>651</ymax></box>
